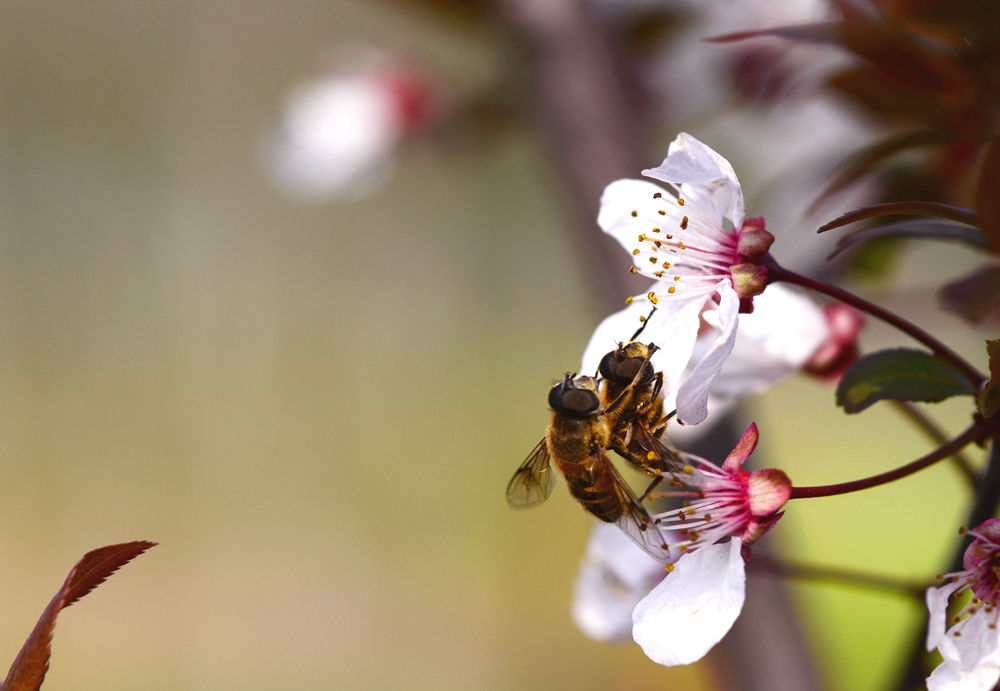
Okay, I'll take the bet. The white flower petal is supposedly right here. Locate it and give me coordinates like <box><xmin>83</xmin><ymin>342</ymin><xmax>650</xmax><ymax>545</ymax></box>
<box><xmin>571</xmin><ymin>524</ymin><xmax>666</xmax><ymax>643</ymax></box>
<box><xmin>707</xmin><ymin>284</ymin><xmax>828</xmax><ymax>403</ymax></box>
<box><xmin>675</xmin><ymin>281</ymin><xmax>740</xmax><ymax>425</ymax></box>
<box><xmin>926</xmin><ymin>583</ymin><xmax>960</xmax><ymax>654</ymax></box>
<box><xmin>597</xmin><ymin>179</ymin><xmax>676</xmax><ymax>266</ymax></box>
<box><xmin>643</xmin><ymin>132</ymin><xmax>745</xmax><ymax>228</ymax></box>
<box><xmin>632</xmin><ymin>539</ymin><xmax>746</xmax><ymax>666</ymax></box>
<box><xmin>580</xmin><ymin>291</ymin><xmax>704</xmax><ymax>401</ymax></box>
<box><xmin>927</xmin><ymin>608</ymin><xmax>1000</xmax><ymax>691</ymax></box>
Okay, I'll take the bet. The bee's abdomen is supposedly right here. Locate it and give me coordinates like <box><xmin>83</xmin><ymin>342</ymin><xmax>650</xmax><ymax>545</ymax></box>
<box><xmin>561</xmin><ymin>463</ymin><xmax>622</xmax><ymax>523</ymax></box>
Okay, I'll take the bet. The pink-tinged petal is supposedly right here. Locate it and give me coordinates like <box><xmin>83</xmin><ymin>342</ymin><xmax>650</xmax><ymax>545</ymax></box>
<box><xmin>571</xmin><ymin>524</ymin><xmax>666</xmax><ymax>643</ymax></box>
<box><xmin>643</xmin><ymin>133</ymin><xmax>745</xmax><ymax>228</ymax></box>
<box><xmin>580</xmin><ymin>291</ymin><xmax>704</xmax><ymax>399</ymax></box>
<box><xmin>927</xmin><ymin>608</ymin><xmax>1000</xmax><ymax>690</ymax></box>
<box><xmin>675</xmin><ymin>281</ymin><xmax>740</xmax><ymax>425</ymax></box>
<box><xmin>722</xmin><ymin>423</ymin><xmax>759</xmax><ymax>472</ymax></box>
<box><xmin>632</xmin><ymin>540</ymin><xmax>745</xmax><ymax>666</ymax></box>
<box><xmin>597</xmin><ymin>179</ymin><xmax>675</xmax><ymax>266</ymax></box>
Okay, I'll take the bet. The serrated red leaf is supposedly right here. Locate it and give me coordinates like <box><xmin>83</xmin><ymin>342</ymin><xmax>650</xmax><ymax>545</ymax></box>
<box><xmin>973</xmin><ymin>138</ymin><xmax>1000</xmax><ymax>254</ymax></box>
<box><xmin>0</xmin><ymin>541</ymin><xmax>156</xmax><ymax>691</ymax></box>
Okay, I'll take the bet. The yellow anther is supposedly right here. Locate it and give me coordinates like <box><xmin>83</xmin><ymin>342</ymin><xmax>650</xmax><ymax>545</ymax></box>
<box><xmin>664</xmin><ymin>563</ymin><xmax>674</xmax><ymax>572</ymax></box>
<box><xmin>632</xmin><ymin>248</ymin><xmax>640</xmax><ymax>256</ymax></box>
<box><xmin>668</xmin><ymin>287</ymin><xmax>676</xmax><ymax>294</ymax></box>
<box><xmin>680</xmin><ymin>216</ymin><xmax>689</xmax><ymax>229</ymax></box>
<box><xmin>637</xmin><ymin>233</ymin><xmax>647</xmax><ymax>241</ymax></box>
<box><xmin>631</xmin><ymin>210</ymin><xmax>638</xmax><ymax>217</ymax></box>
<box><xmin>629</xmin><ymin>266</ymin><xmax>637</xmax><ymax>275</ymax></box>
<box><xmin>649</xmin><ymin>295</ymin><xmax>659</xmax><ymax>305</ymax></box>
<box><xmin>683</xmin><ymin>464</ymin><xmax>693</xmax><ymax>474</ymax></box>
<box><xmin>674</xmin><ymin>275</ymin><xmax>680</xmax><ymax>281</ymax></box>
<box><xmin>666</xmin><ymin>234</ymin><xmax>673</xmax><ymax>239</ymax></box>
<box><xmin>625</xmin><ymin>296</ymin><xmax>634</xmax><ymax>304</ymax></box>
<box><xmin>648</xmin><ymin>256</ymin><xmax>658</xmax><ymax>264</ymax></box>
<box><xmin>662</xmin><ymin>261</ymin><xmax>670</xmax><ymax>269</ymax></box>
<box><xmin>678</xmin><ymin>198</ymin><xmax>685</xmax><ymax>206</ymax></box>
<box><xmin>651</xmin><ymin>227</ymin><xmax>660</xmax><ymax>233</ymax></box>
<box><xmin>655</xmin><ymin>271</ymin><xmax>664</xmax><ymax>278</ymax></box>
<box><xmin>653</xmin><ymin>192</ymin><xmax>662</xmax><ymax>199</ymax></box>
<box><xmin>658</xmin><ymin>210</ymin><xmax>666</xmax><ymax>216</ymax></box>
<box><xmin>647</xmin><ymin>451</ymin><xmax>659</xmax><ymax>460</ymax></box>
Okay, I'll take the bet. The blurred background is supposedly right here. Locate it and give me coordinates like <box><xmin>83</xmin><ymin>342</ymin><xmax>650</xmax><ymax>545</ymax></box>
<box><xmin>0</xmin><ymin>1</ymin><xmax>993</xmax><ymax>689</ymax></box>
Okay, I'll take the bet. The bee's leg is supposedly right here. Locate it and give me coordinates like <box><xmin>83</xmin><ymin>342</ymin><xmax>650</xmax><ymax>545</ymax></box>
<box><xmin>650</xmin><ymin>408</ymin><xmax>676</xmax><ymax>436</ymax></box>
<box><xmin>650</xmin><ymin>371</ymin><xmax>663</xmax><ymax>401</ymax></box>
<box><xmin>640</xmin><ymin>475</ymin><xmax>663</xmax><ymax>502</ymax></box>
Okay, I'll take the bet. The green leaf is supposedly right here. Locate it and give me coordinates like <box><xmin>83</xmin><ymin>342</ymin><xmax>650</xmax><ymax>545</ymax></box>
<box><xmin>978</xmin><ymin>340</ymin><xmax>1000</xmax><ymax>419</ymax></box>
<box><xmin>836</xmin><ymin>348</ymin><xmax>976</xmax><ymax>413</ymax></box>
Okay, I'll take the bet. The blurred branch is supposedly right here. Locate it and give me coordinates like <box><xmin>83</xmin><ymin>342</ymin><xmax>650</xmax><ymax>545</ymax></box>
<box><xmin>492</xmin><ymin>2</ymin><xmax>825</xmax><ymax>689</ymax></box>
<box><xmin>492</xmin><ymin>0</ymin><xmax>645</xmax><ymax>313</ymax></box>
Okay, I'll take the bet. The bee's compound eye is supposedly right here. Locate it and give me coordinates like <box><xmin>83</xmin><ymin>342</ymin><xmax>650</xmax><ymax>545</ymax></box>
<box><xmin>598</xmin><ymin>350</ymin><xmax>618</xmax><ymax>379</ymax></box>
<box><xmin>615</xmin><ymin>357</ymin><xmax>654</xmax><ymax>384</ymax></box>
<box><xmin>549</xmin><ymin>383</ymin><xmax>601</xmax><ymax>416</ymax></box>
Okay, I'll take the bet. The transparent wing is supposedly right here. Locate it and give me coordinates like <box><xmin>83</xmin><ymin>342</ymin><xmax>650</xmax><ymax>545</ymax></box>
<box><xmin>631</xmin><ymin>422</ymin><xmax>691</xmax><ymax>474</ymax></box>
<box><xmin>605</xmin><ymin>457</ymin><xmax>675</xmax><ymax>563</ymax></box>
<box><xmin>506</xmin><ymin>438</ymin><xmax>556</xmax><ymax>509</ymax></box>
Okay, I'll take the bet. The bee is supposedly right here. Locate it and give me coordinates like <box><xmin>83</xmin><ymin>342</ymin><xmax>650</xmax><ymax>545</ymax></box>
<box><xmin>506</xmin><ymin>362</ymin><xmax>673</xmax><ymax>562</ymax></box>
<box><xmin>597</xmin><ymin>339</ymin><xmax>685</xmax><ymax>479</ymax></box>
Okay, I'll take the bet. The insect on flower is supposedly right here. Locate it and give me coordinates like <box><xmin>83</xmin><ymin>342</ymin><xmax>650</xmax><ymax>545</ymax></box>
<box><xmin>506</xmin><ymin>345</ymin><xmax>680</xmax><ymax>562</ymax></box>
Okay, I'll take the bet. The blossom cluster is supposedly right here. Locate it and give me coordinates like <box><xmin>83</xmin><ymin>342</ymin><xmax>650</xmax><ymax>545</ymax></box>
<box><xmin>559</xmin><ymin>132</ymin><xmax>989</xmax><ymax>689</ymax></box>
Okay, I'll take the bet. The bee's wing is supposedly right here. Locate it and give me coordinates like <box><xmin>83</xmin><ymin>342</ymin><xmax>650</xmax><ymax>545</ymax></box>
<box><xmin>506</xmin><ymin>438</ymin><xmax>556</xmax><ymax>509</ymax></box>
<box><xmin>631</xmin><ymin>423</ymin><xmax>690</xmax><ymax>474</ymax></box>
<box><xmin>604</xmin><ymin>456</ymin><xmax>674</xmax><ymax>563</ymax></box>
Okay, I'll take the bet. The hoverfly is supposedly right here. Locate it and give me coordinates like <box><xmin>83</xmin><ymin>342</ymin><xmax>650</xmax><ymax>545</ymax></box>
<box><xmin>506</xmin><ymin>352</ymin><xmax>674</xmax><ymax>562</ymax></box>
<box><xmin>597</xmin><ymin>339</ymin><xmax>686</xmax><ymax>479</ymax></box>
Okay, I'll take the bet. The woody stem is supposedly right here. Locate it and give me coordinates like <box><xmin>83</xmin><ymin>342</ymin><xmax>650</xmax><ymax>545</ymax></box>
<box><xmin>789</xmin><ymin>422</ymin><xmax>984</xmax><ymax>499</ymax></box>
<box><xmin>765</xmin><ymin>258</ymin><xmax>984</xmax><ymax>388</ymax></box>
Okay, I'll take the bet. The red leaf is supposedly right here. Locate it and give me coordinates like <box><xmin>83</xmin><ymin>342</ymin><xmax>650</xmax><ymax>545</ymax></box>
<box><xmin>1</xmin><ymin>541</ymin><xmax>156</xmax><ymax>691</ymax></box>
<box><xmin>939</xmin><ymin>264</ymin><xmax>1000</xmax><ymax>323</ymax></box>
<box><xmin>973</xmin><ymin>137</ymin><xmax>1000</xmax><ymax>254</ymax></box>
<box><xmin>705</xmin><ymin>22</ymin><xmax>840</xmax><ymax>45</ymax></box>
<box><xmin>817</xmin><ymin>201</ymin><xmax>980</xmax><ymax>233</ymax></box>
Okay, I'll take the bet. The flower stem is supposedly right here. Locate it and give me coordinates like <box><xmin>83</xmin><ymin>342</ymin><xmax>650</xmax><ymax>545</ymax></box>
<box><xmin>765</xmin><ymin>258</ymin><xmax>985</xmax><ymax>388</ymax></box>
<box><xmin>789</xmin><ymin>422</ymin><xmax>984</xmax><ymax>499</ymax></box>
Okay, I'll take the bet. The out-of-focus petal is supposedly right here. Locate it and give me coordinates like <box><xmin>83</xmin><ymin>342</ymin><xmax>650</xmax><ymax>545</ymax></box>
<box><xmin>707</xmin><ymin>283</ymin><xmax>829</xmax><ymax>402</ymax></box>
<box><xmin>643</xmin><ymin>132</ymin><xmax>745</xmax><ymax>228</ymax></box>
<box><xmin>632</xmin><ymin>539</ymin><xmax>745</xmax><ymax>666</ymax></box>
<box><xmin>571</xmin><ymin>524</ymin><xmax>666</xmax><ymax>643</ymax></box>
<box><xmin>675</xmin><ymin>280</ymin><xmax>740</xmax><ymax>425</ymax></box>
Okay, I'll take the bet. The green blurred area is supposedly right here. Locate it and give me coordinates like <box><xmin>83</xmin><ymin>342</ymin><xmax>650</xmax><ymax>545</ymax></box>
<box><xmin>0</xmin><ymin>2</ymin><xmax>990</xmax><ymax>689</ymax></box>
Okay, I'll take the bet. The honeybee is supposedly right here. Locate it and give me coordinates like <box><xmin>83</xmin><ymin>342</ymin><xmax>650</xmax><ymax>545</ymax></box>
<box><xmin>506</xmin><ymin>365</ymin><xmax>674</xmax><ymax>562</ymax></box>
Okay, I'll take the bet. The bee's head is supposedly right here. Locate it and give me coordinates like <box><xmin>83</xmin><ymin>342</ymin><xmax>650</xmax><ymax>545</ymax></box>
<box><xmin>548</xmin><ymin>374</ymin><xmax>601</xmax><ymax>417</ymax></box>
<box><xmin>598</xmin><ymin>342</ymin><xmax>656</xmax><ymax>385</ymax></box>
